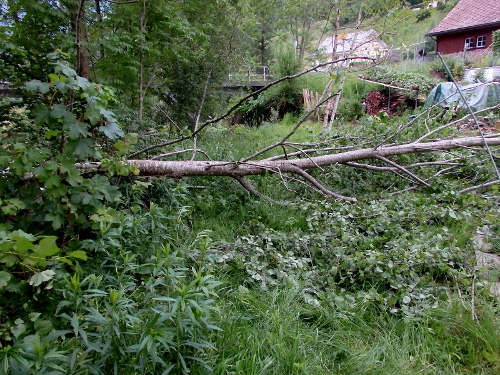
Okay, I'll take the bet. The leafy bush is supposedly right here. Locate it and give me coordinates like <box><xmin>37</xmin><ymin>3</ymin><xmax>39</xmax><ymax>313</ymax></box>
<box><xmin>365</xmin><ymin>66</ymin><xmax>436</xmax><ymax>92</ymax></box>
<box><xmin>430</xmin><ymin>56</ymin><xmax>465</xmax><ymax>81</ymax></box>
<box><xmin>213</xmin><ymin>192</ymin><xmax>489</xmax><ymax>318</ymax></box>
<box><xmin>236</xmin><ymin>44</ymin><xmax>303</xmax><ymax>126</ymax></box>
<box><xmin>336</xmin><ymin>98</ymin><xmax>364</xmax><ymax>121</ymax></box>
<box><xmin>1</xmin><ymin>60</ymin><xmax>130</xmax><ymax>346</ymax></box>
<box><xmin>0</xmin><ymin>62</ymin><xmax>223</xmax><ymax>374</ymax></box>
<box><xmin>493</xmin><ymin>30</ymin><xmax>500</xmax><ymax>57</ymax></box>
<box><xmin>416</xmin><ymin>9</ymin><xmax>431</xmax><ymax>23</ymax></box>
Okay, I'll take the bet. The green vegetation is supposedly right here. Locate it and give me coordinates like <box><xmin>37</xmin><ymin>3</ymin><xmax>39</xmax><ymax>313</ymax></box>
<box><xmin>1</xmin><ymin>0</ymin><xmax>500</xmax><ymax>374</ymax></box>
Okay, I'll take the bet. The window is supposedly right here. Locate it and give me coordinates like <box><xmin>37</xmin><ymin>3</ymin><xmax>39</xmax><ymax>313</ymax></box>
<box><xmin>477</xmin><ymin>35</ymin><xmax>486</xmax><ymax>47</ymax></box>
<box><xmin>465</xmin><ymin>37</ymin><xmax>475</xmax><ymax>49</ymax></box>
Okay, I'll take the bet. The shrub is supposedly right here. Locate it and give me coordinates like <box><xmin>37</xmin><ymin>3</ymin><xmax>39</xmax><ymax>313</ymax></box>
<box><xmin>430</xmin><ymin>56</ymin><xmax>465</xmax><ymax>81</ymax></box>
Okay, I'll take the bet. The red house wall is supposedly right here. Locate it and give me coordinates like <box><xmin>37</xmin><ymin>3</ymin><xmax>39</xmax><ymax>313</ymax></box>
<box><xmin>436</xmin><ymin>25</ymin><xmax>499</xmax><ymax>54</ymax></box>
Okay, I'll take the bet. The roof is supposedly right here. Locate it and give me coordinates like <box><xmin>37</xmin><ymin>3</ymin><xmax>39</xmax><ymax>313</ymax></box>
<box><xmin>318</xmin><ymin>29</ymin><xmax>387</xmax><ymax>55</ymax></box>
<box><xmin>426</xmin><ymin>0</ymin><xmax>500</xmax><ymax>36</ymax></box>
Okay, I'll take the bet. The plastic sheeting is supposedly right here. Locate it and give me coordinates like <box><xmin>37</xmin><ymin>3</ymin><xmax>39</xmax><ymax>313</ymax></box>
<box><xmin>424</xmin><ymin>82</ymin><xmax>500</xmax><ymax>111</ymax></box>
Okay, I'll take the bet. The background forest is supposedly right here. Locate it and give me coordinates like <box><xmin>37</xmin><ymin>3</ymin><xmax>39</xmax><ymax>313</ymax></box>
<box><xmin>1</xmin><ymin>0</ymin><xmax>500</xmax><ymax>374</ymax></box>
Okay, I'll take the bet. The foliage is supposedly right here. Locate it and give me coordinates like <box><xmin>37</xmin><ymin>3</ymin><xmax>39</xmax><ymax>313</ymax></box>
<box><xmin>198</xmin><ymin>288</ymin><xmax>500</xmax><ymax>374</ymax></box>
<box><xmin>365</xmin><ymin>66</ymin><xmax>436</xmax><ymax>92</ymax></box>
<box><xmin>1</xmin><ymin>1</ymin><xmax>499</xmax><ymax>374</ymax></box>
<box><xmin>0</xmin><ymin>206</ymin><xmax>222</xmax><ymax>374</ymax></box>
<box><xmin>493</xmin><ymin>30</ymin><xmax>500</xmax><ymax>57</ymax></box>
<box><xmin>430</xmin><ymin>55</ymin><xmax>465</xmax><ymax>82</ymax></box>
<box><xmin>0</xmin><ymin>63</ymin><xmax>223</xmax><ymax>374</ymax></box>
<box><xmin>480</xmin><ymin>206</ymin><xmax>500</xmax><ymax>255</ymax></box>
<box><xmin>0</xmin><ymin>60</ymin><xmax>129</xmax><ymax>330</ymax></box>
<box><xmin>0</xmin><ymin>0</ymin><xmax>72</xmax><ymax>85</ymax></box>
<box><xmin>415</xmin><ymin>9</ymin><xmax>431</xmax><ymax>23</ymax></box>
<box><xmin>212</xmin><ymin>191</ymin><xmax>490</xmax><ymax>318</ymax></box>
<box><xmin>336</xmin><ymin>97</ymin><xmax>364</xmax><ymax>121</ymax></box>
<box><xmin>237</xmin><ymin>43</ymin><xmax>303</xmax><ymax>126</ymax></box>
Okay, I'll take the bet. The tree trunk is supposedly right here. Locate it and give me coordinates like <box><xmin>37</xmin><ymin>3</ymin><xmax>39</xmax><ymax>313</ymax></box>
<box><xmin>70</xmin><ymin>0</ymin><xmax>90</xmax><ymax>79</ymax></box>
<box><xmin>323</xmin><ymin>1</ymin><xmax>343</xmax><ymax>130</ymax></box>
<box><xmin>138</xmin><ymin>0</ymin><xmax>146</xmax><ymax>123</ymax></box>
<box><xmin>80</xmin><ymin>136</ymin><xmax>500</xmax><ymax>178</ymax></box>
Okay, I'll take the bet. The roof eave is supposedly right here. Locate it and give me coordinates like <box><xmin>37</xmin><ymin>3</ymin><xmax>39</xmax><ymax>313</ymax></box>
<box><xmin>426</xmin><ymin>21</ymin><xmax>500</xmax><ymax>37</ymax></box>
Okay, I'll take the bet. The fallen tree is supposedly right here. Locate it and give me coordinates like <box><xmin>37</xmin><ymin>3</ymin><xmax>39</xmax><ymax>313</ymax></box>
<box><xmin>7</xmin><ymin>59</ymin><xmax>500</xmax><ymax>204</ymax></box>
<box><xmin>75</xmin><ymin>134</ymin><xmax>500</xmax><ymax>202</ymax></box>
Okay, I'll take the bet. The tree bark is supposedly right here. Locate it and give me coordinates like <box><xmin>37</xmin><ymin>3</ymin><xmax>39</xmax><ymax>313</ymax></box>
<box><xmin>67</xmin><ymin>0</ymin><xmax>90</xmax><ymax>79</ymax></box>
<box><xmin>80</xmin><ymin>136</ymin><xmax>500</xmax><ymax>178</ymax></box>
<box><xmin>323</xmin><ymin>1</ymin><xmax>343</xmax><ymax>129</ymax></box>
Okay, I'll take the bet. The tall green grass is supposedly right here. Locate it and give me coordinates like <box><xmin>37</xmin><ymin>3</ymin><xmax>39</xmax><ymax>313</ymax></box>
<box><xmin>193</xmin><ymin>287</ymin><xmax>499</xmax><ymax>374</ymax></box>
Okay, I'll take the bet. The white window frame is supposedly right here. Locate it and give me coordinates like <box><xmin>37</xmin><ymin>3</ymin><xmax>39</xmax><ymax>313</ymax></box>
<box><xmin>477</xmin><ymin>35</ymin><xmax>486</xmax><ymax>48</ymax></box>
<box><xmin>465</xmin><ymin>37</ymin><xmax>475</xmax><ymax>49</ymax></box>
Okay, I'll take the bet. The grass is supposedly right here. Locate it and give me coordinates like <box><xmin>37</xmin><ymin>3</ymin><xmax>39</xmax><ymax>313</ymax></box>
<box><xmin>175</xmin><ymin>109</ymin><xmax>500</xmax><ymax>374</ymax></box>
<box><xmin>193</xmin><ymin>287</ymin><xmax>500</xmax><ymax>375</ymax></box>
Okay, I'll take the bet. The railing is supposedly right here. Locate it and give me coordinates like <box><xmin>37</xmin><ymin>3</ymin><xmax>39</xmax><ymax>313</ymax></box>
<box><xmin>227</xmin><ymin>66</ymin><xmax>272</xmax><ymax>84</ymax></box>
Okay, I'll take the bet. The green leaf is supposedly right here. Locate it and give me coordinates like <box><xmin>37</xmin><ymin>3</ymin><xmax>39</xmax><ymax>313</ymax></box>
<box><xmin>26</xmin><ymin>80</ymin><xmax>50</xmax><ymax>94</ymax></box>
<box><xmin>0</xmin><ymin>255</ymin><xmax>17</xmax><ymax>267</ymax></box>
<box><xmin>48</xmin><ymin>74</ymin><xmax>60</xmax><ymax>83</ymax></box>
<box><xmin>50</xmin><ymin>104</ymin><xmax>71</xmax><ymax>119</ymax></box>
<box><xmin>59</xmin><ymin>157</ymin><xmax>83</xmax><ymax>185</ymax></box>
<box><xmin>32</xmin><ymin>104</ymin><xmax>51</xmax><ymax>126</ymax></box>
<box><xmin>84</xmin><ymin>107</ymin><xmax>101</xmax><ymax>125</ymax></box>
<box><xmin>29</xmin><ymin>313</ymin><xmax>41</xmax><ymax>322</ymax></box>
<box><xmin>44</xmin><ymin>129</ymin><xmax>61</xmax><ymax>139</ymax></box>
<box><xmin>1</xmin><ymin>198</ymin><xmax>26</xmax><ymax>215</ymax></box>
<box><xmin>45</xmin><ymin>213</ymin><xmax>64</xmax><ymax>230</ymax></box>
<box><xmin>68</xmin><ymin>250</ymin><xmax>88</xmax><ymax>261</ymax></box>
<box><xmin>34</xmin><ymin>319</ymin><xmax>53</xmax><ymax>336</ymax></box>
<box><xmin>13</xmin><ymin>236</ymin><xmax>35</xmax><ymax>253</ymax></box>
<box><xmin>66</xmin><ymin>121</ymin><xmax>89</xmax><ymax>139</ymax></box>
<box><xmin>99</xmin><ymin>121</ymin><xmax>124</xmax><ymax>140</ymax></box>
<box><xmin>75</xmin><ymin>75</ymin><xmax>93</xmax><ymax>91</ymax></box>
<box><xmin>29</xmin><ymin>269</ymin><xmax>56</xmax><ymax>286</ymax></box>
<box><xmin>11</xmin><ymin>319</ymin><xmax>26</xmax><ymax>338</ymax></box>
<box><xmin>35</xmin><ymin>237</ymin><xmax>59</xmax><ymax>257</ymax></box>
<box><xmin>66</xmin><ymin>138</ymin><xmax>95</xmax><ymax>158</ymax></box>
<box><xmin>0</xmin><ymin>271</ymin><xmax>12</xmax><ymax>288</ymax></box>
<box><xmin>44</xmin><ymin>174</ymin><xmax>61</xmax><ymax>189</ymax></box>
<box><xmin>54</xmin><ymin>63</ymin><xmax>76</xmax><ymax>77</ymax></box>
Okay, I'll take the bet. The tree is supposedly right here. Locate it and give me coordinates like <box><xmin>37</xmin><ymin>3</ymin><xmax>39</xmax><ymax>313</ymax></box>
<box><xmin>78</xmin><ymin>60</ymin><xmax>500</xmax><ymax>202</ymax></box>
<box><xmin>2</xmin><ymin>0</ymin><xmax>499</xmax><ymax>203</ymax></box>
<box><xmin>1</xmin><ymin>4</ymin><xmax>500</xmax><ymax>373</ymax></box>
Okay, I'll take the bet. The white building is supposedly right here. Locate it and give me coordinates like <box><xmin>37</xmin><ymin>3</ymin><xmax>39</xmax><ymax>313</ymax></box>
<box><xmin>317</xmin><ymin>29</ymin><xmax>388</xmax><ymax>63</ymax></box>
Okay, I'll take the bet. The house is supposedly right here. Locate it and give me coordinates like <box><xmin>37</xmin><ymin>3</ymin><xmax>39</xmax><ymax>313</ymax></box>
<box><xmin>425</xmin><ymin>0</ymin><xmax>500</xmax><ymax>57</ymax></box>
<box><xmin>317</xmin><ymin>29</ymin><xmax>388</xmax><ymax>64</ymax></box>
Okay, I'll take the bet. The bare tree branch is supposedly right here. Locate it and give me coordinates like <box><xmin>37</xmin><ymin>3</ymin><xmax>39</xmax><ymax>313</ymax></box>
<box><xmin>391</xmin><ymin>166</ymin><xmax>461</xmax><ymax>195</ymax></box>
<box><xmin>459</xmin><ymin>180</ymin><xmax>500</xmax><ymax>193</ymax></box>
<box><xmin>128</xmin><ymin>57</ymin><xmax>375</xmax><ymax>159</ymax></box>
<box><xmin>288</xmin><ymin>166</ymin><xmax>356</xmax><ymax>201</ymax></box>
<box><xmin>344</xmin><ymin>159</ymin><xmax>464</xmax><ymax>171</ymax></box>
<box><xmin>151</xmin><ymin>149</ymin><xmax>210</xmax><ymax>160</ymax></box>
<box><xmin>414</xmin><ymin>103</ymin><xmax>500</xmax><ymax>144</ymax></box>
<box><xmin>234</xmin><ymin>176</ymin><xmax>287</xmax><ymax>206</ymax></box>
<box><xmin>374</xmin><ymin>154</ymin><xmax>430</xmax><ymax>187</ymax></box>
